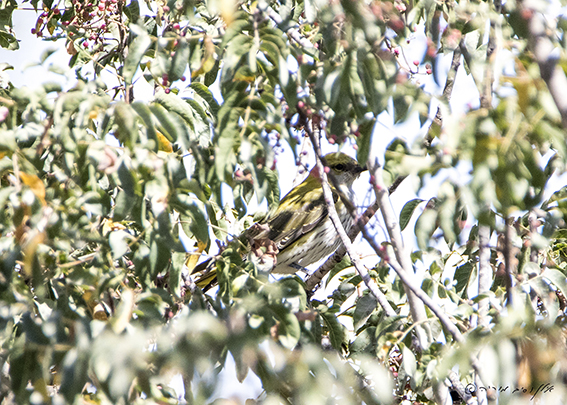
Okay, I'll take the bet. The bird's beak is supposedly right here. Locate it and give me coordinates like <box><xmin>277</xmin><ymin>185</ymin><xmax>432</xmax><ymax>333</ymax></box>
<box><xmin>355</xmin><ymin>165</ymin><xmax>367</xmax><ymax>174</ymax></box>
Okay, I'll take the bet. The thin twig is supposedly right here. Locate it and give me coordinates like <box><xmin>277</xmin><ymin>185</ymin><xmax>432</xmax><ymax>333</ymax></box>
<box><xmin>265</xmin><ymin>7</ymin><xmax>314</xmax><ymax>50</ymax></box>
<box><xmin>304</xmin><ymin>176</ymin><xmax>406</xmax><ymax>290</ymax></box>
<box><xmin>306</xmin><ymin>127</ymin><xmax>397</xmax><ymax>317</ymax></box>
<box><xmin>524</xmin><ymin>5</ymin><xmax>567</xmax><ymax>128</ymax></box>
<box><xmin>477</xmin><ymin>225</ymin><xmax>492</xmax><ymax>329</ymax></box>
<box><xmin>424</xmin><ymin>41</ymin><xmax>462</xmax><ymax>147</ymax></box>
<box><xmin>362</xmin><ymin>171</ymin><xmax>488</xmax><ymax>385</ymax></box>
<box><xmin>503</xmin><ymin>217</ymin><xmax>514</xmax><ymax>307</ymax></box>
<box><xmin>366</xmin><ymin>161</ymin><xmax>431</xmax><ymax>350</ymax></box>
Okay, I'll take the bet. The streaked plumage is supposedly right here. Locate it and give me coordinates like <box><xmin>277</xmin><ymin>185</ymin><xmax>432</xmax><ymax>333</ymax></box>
<box><xmin>193</xmin><ymin>152</ymin><xmax>364</xmax><ymax>289</ymax></box>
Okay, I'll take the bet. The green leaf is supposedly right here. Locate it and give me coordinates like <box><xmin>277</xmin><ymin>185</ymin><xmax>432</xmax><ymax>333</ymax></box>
<box><xmin>60</xmin><ymin>348</ymin><xmax>89</xmax><ymax>403</ymax></box>
<box><xmin>173</xmin><ymin>194</ymin><xmax>210</xmax><ymax>246</ymax></box>
<box><xmin>169</xmin><ymin>38</ymin><xmax>189</xmax><ymax>82</ymax></box>
<box><xmin>269</xmin><ymin>304</ymin><xmax>301</xmax><ymax>349</ymax></box>
<box><xmin>154</xmin><ymin>91</ymin><xmax>196</xmax><ymax>131</ymax></box>
<box><xmin>215</xmin><ymin>123</ymin><xmax>238</xmax><ymax>183</ymax></box>
<box><xmin>263</xmin><ymin>167</ymin><xmax>280</xmax><ymax>212</ymax></box>
<box><xmin>124</xmin><ymin>0</ymin><xmax>140</xmax><ymax>24</ymax></box>
<box><xmin>221</xmin><ymin>15</ymin><xmax>252</xmax><ymax>49</ymax></box>
<box><xmin>402</xmin><ymin>346</ymin><xmax>417</xmax><ymax>378</ymax></box>
<box><xmin>170</xmin><ymin>252</ymin><xmax>185</xmax><ymax>299</ymax></box>
<box><xmin>190</xmin><ymin>82</ymin><xmax>220</xmax><ymax>118</ymax></box>
<box><xmin>414</xmin><ymin>200</ymin><xmax>438</xmax><ymax>250</ymax></box>
<box><xmin>353</xmin><ymin>293</ymin><xmax>378</xmax><ymax>331</ymax></box>
<box><xmin>185</xmin><ymin>98</ymin><xmax>209</xmax><ymax>125</ymax></box>
<box><xmin>123</xmin><ymin>26</ymin><xmax>152</xmax><ymax>85</ymax></box>
<box><xmin>326</xmin><ymin>256</ymin><xmax>354</xmax><ymax>287</ymax></box>
<box><xmin>319</xmin><ymin>306</ymin><xmax>347</xmax><ymax>351</ymax></box>
<box><xmin>400</xmin><ymin>199</ymin><xmax>424</xmax><ymax>231</ymax></box>
<box><xmin>454</xmin><ymin>261</ymin><xmax>474</xmax><ymax>296</ymax></box>
<box><xmin>0</xmin><ymin>30</ymin><xmax>18</xmax><ymax>50</ymax></box>
<box><xmin>113</xmin><ymin>102</ymin><xmax>138</xmax><ymax>146</ymax></box>
<box><xmin>149</xmin><ymin>103</ymin><xmax>179</xmax><ymax>142</ymax></box>
<box><xmin>356</xmin><ymin>118</ymin><xmax>375</xmax><ymax>167</ymax></box>
<box><xmin>131</xmin><ymin>102</ymin><xmax>159</xmax><ymax>149</ymax></box>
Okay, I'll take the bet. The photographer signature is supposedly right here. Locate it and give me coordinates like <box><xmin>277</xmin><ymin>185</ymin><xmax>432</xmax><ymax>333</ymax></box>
<box><xmin>465</xmin><ymin>382</ymin><xmax>554</xmax><ymax>400</ymax></box>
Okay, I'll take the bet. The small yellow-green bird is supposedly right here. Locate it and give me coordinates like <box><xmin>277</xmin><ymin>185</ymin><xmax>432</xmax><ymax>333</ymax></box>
<box><xmin>193</xmin><ymin>152</ymin><xmax>365</xmax><ymax>290</ymax></box>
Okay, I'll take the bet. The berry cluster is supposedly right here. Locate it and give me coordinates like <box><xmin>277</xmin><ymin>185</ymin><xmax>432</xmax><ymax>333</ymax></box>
<box><xmin>32</xmin><ymin>0</ymin><xmax>123</xmax><ymax>51</ymax></box>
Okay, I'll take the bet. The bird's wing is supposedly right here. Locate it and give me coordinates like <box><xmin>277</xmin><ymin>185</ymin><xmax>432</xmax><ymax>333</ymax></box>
<box><xmin>263</xmin><ymin>182</ymin><xmax>339</xmax><ymax>251</ymax></box>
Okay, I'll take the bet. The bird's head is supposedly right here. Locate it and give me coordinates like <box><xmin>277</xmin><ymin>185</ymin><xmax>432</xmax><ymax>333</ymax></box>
<box><xmin>308</xmin><ymin>152</ymin><xmax>366</xmax><ymax>188</ymax></box>
<box><xmin>321</xmin><ymin>152</ymin><xmax>366</xmax><ymax>186</ymax></box>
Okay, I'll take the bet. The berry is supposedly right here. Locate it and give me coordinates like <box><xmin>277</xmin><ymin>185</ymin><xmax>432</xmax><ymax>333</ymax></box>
<box><xmin>180</xmin><ymin>76</ymin><xmax>186</xmax><ymax>82</ymax></box>
<box><xmin>163</xmin><ymin>5</ymin><xmax>169</xmax><ymax>11</ymax></box>
<box><xmin>413</xmin><ymin>60</ymin><xmax>419</xmax><ymax>66</ymax></box>
<box><xmin>165</xmin><ymin>88</ymin><xmax>171</xmax><ymax>94</ymax></box>
<box><xmin>53</xmin><ymin>8</ymin><xmax>60</xmax><ymax>14</ymax></box>
<box><xmin>173</xmin><ymin>23</ymin><xmax>180</xmax><ymax>30</ymax></box>
<box><xmin>31</xmin><ymin>28</ymin><xmax>36</xmax><ymax>34</ymax></box>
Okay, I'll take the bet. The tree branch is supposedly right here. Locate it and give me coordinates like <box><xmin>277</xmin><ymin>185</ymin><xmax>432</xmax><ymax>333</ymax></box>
<box><xmin>503</xmin><ymin>217</ymin><xmax>514</xmax><ymax>306</ymax></box>
<box><xmin>477</xmin><ymin>225</ymin><xmax>492</xmax><ymax>328</ymax></box>
<box><xmin>424</xmin><ymin>41</ymin><xmax>462</xmax><ymax>147</ymax></box>
<box><xmin>366</xmin><ymin>161</ymin><xmax>431</xmax><ymax>350</ymax></box>
<box><xmin>525</xmin><ymin>6</ymin><xmax>567</xmax><ymax>128</ymax></box>
<box><xmin>365</xmin><ymin>162</ymin><xmax>488</xmax><ymax>393</ymax></box>
<box><xmin>304</xmin><ymin>175</ymin><xmax>406</xmax><ymax>291</ymax></box>
<box><xmin>306</xmin><ymin>128</ymin><xmax>397</xmax><ymax>317</ymax></box>
<box><xmin>265</xmin><ymin>7</ymin><xmax>315</xmax><ymax>50</ymax></box>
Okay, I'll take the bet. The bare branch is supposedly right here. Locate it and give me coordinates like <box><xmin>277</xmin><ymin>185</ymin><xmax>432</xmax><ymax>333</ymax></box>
<box><xmin>477</xmin><ymin>225</ymin><xmax>492</xmax><ymax>328</ymax></box>
<box><xmin>366</xmin><ymin>161</ymin><xmax>431</xmax><ymax>350</ymax></box>
<box><xmin>503</xmin><ymin>217</ymin><xmax>514</xmax><ymax>306</ymax></box>
<box><xmin>424</xmin><ymin>42</ymin><xmax>462</xmax><ymax>147</ymax></box>
<box><xmin>525</xmin><ymin>6</ymin><xmax>567</xmax><ymax>128</ymax></box>
<box><xmin>265</xmin><ymin>7</ymin><xmax>315</xmax><ymax>50</ymax></box>
<box><xmin>306</xmin><ymin>127</ymin><xmax>397</xmax><ymax>317</ymax></box>
<box><xmin>365</xmin><ymin>162</ymin><xmax>488</xmax><ymax>388</ymax></box>
<box><xmin>448</xmin><ymin>370</ymin><xmax>474</xmax><ymax>405</ymax></box>
<box><xmin>304</xmin><ymin>176</ymin><xmax>406</xmax><ymax>291</ymax></box>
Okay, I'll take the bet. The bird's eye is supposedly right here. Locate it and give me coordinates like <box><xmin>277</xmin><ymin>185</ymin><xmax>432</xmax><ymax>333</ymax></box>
<box><xmin>335</xmin><ymin>163</ymin><xmax>346</xmax><ymax>171</ymax></box>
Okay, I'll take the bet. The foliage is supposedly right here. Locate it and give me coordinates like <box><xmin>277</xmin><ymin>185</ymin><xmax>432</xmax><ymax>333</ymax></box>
<box><xmin>1</xmin><ymin>0</ymin><xmax>567</xmax><ymax>403</ymax></box>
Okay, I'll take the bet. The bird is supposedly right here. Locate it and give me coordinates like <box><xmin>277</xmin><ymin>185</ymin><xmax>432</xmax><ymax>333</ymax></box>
<box><xmin>192</xmin><ymin>152</ymin><xmax>366</xmax><ymax>290</ymax></box>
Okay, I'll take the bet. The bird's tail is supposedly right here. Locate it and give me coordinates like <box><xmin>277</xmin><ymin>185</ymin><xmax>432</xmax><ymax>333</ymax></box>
<box><xmin>190</xmin><ymin>258</ymin><xmax>218</xmax><ymax>292</ymax></box>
